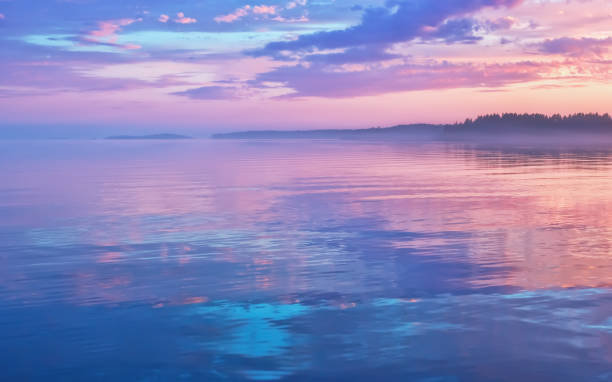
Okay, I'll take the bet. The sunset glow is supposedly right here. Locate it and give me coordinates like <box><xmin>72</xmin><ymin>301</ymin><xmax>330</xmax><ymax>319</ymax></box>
<box><xmin>1</xmin><ymin>0</ymin><xmax>611</xmax><ymax>136</ymax></box>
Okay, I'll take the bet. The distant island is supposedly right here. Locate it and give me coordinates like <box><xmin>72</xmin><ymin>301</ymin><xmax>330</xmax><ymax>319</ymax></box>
<box><xmin>212</xmin><ymin>113</ymin><xmax>612</xmax><ymax>143</ymax></box>
<box><xmin>105</xmin><ymin>133</ymin><xmax>192</xmax><ymax>140</ymax></box>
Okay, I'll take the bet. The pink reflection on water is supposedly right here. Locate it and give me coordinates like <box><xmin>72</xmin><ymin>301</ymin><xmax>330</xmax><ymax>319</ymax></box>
<box><xmin>2</xmin><ymin>140</ymin><xmax>612</xmax><ymax>307</ymax></box>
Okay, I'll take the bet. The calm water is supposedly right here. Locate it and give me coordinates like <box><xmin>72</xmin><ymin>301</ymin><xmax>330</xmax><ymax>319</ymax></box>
<box><xmin>1</xmin><ymin>139</ymin><xmax>611</xmax><ymax>381</ymax></box>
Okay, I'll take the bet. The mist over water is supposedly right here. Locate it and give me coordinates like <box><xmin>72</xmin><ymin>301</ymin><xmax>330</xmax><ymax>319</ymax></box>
<box><xmin>1</xmin><ymin>139</ymin><xmax>611</xmax><ymax>381</ymax></box>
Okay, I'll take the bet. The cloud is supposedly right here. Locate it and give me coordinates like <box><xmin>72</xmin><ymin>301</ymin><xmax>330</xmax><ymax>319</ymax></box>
<box><xmin>83</xmin><ymin>18</ymin><xmax>142</xmax><ymax>50</ymax></box>
<box><xmin>158</xmin><ymin>12</ymin><xmax>196</xmax><ymax>24</ymax></box>
<box><xmin>215</xmin><ymin>6</ymin><xmax>251</xmax><ymax>23</ymax></box>
<box><xmin>174</xmin><ymin>12</ymin><xmax>197</xmax><ymax>24</ymax></box>
<box><xmin>269</xmin><ymin>15</ymin><xmax>309</xmax><ymax>23</ymax></box>
<box><xmin>421</xmin><ymin>16</ymin><xmax>518</xmax><ymax>44</ymax></box>
<box><xmin>537</xmin><ymin>37</ymin><xmax>612</xmax><ymax>57</ymax></box>
<box><xmin>485</xmin><ymin>16</ymin><xmax>517</xmax><ymax>31</ymax></box>
<box><xmin>253</xmin><ymin>5</ymin><xmax>277</xmax><ymax>15</ymax></box>
<box><xmin>305</xmin><ymin>45</ymin><xmax>401</xmax><ymax>64</ymax></box>
<box><xmin>287</xmin><ymin>0</ymin><xmax>307</xmax><ymax>10</ymax></box>
<box><xmin>251</xmin><ymin>0</ymin><xmax>523</xmax><ymax>57</ymax></box>
<box><xmin>0</xmin><ymin>61</ymin><xmax>174</xmax><ymax>94</ymax></box>
<box><xmin>250</xmin><ymin>60</ymin><xmax>550</xmax><ymax>98</ymax></box>
<box><xmin>421</xmin><ymin>18</ymin><xmax>483</xmax><ymax>44</ymax></box>
<box><xmin>88</xmin><ymin>19</ymin><xmax>139</xmax><ymax>38</ymax></box>
<box><xmin>122</xmin><ymin>43</ymin><xmax>142</xmax><ymax>50</ymax></box>
<box><xmin>214</xmin><ymin>1</ymin><xmax>308</xmax><ymax>23</ymax></box>
<box><xmin>173</xmin><ymin>86</ymin><xmax>239</xmax><ymax>100</ymax></box>
<box><xmin>0</xmin><ymin>13</ymin><xmax>5</xmax><ymax>20</ymax></box>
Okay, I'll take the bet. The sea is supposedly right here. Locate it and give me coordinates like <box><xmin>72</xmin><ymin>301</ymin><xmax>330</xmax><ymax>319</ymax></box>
<box><xmin>1</xmin><ymin>139</ymin><xmax>611</xmax><ymax>381</ymax></box>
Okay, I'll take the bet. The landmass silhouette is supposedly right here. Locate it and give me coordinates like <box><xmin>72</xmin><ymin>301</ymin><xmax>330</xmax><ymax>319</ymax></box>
<box><xmin>212</xmin><ymin>113</ymin><xmax>612</xmax><ymax>143</ymax></box>
<box><xmin>105</xmin><ymin>133</ymin><xmax>193</xmax><ymax>140</ymax></box>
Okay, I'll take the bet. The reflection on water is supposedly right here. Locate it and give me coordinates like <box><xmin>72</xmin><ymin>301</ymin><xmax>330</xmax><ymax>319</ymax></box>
<box><xmin>0</xmin><ymin>139</ymin><xmax>611</xmax><ymax>381</ymax></box>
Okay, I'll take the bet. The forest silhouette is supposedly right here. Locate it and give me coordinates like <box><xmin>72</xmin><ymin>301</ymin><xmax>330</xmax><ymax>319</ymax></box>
<box><xmin>213</xmin><ymin>113</ymin><xmax>612</xmax><ymax>142</ymax></box>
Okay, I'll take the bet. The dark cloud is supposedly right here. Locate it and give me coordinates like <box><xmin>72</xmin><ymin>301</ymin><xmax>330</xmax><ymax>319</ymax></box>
<box><xmin>422</xmin><ymin>18</ymin><xmax>483</xmax><ymax>44</ymax></box>
<box><xmin>250</xmin><ymin>0</ymin><xmax>523</xmax><ymax>57</ymax></box>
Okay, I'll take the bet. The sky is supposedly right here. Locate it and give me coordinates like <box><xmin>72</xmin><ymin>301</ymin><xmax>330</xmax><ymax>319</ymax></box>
<box><xmin>0</xmin><ymin>0</ymin><xmax>611</xmax><ymax>137</ymax></box>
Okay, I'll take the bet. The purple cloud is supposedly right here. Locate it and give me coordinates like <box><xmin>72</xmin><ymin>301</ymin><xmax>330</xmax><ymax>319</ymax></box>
<box><xmin>422</xmin><ymin>18</ymin><xmax>483</xmax><ymax>44</ymax></box>
<box><xmin>172</xmin><ymin>86</ymin><xmax>239</xmax><ymax>100</ymax></box>
<box><xmin>537</xmin><ymin>37</ymin><xmax>612</xmax><ymax>57</ymax></box>
<box><xmin>485</xmin><ymin>16</ymin><xmax>517</xmax><ymax>31</ymax></box>
<box><xmin>250</xmin><ymin>60</ymin><xmax>547</xmax><ymax>98</ymax></box>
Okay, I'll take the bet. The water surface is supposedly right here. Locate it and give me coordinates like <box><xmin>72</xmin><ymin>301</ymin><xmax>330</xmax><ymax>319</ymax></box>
<box><xmin>1</xmin><ymin>139</ymin><xmax>611</xmax><ymax>381</ymax></box>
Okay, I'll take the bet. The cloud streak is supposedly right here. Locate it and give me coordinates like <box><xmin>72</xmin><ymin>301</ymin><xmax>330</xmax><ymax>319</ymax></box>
<box><xmin>214</xmin><ymin>6</ymin><xmax>252</xmax><ymax>23</ymax></box>
<box><xmin>173</xmin><ymin>86</ymin><xmax>240</xmax><ymax>100</ymax></box>
<box><xmin>249</xmin><ymin>59</ymin><xmax>548</xmax><ymax>98</ymax></box>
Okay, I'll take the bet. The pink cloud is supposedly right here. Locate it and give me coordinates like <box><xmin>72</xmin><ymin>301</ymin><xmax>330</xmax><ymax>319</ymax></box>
<box><xmin>89</xmin><ymin>18</ymin><xmax>140</xmax><ymax>38</ymax></box>
<box><xmin>0</xmin><ymin>13</ymin><xmax>5</xmax><ymax>20</ymax></box>
<box><xmin>158</xmin><ymin>14</ymin><xmax>169</xmax><ymax>23</ymax></box>
<box><xmin>253</xmin><ymin>5</ymin><xmax>277</xmax><ymax>15</ymax></box>
<box><xmin>123</xmin><ymin>44</ymin><xmax>142</xmax><ymax>50</ymax></box>
<box><xmin>214</xmin><ymin>6</ymin><xmax>251</xmax><ymax>23</ymax></box>
<box><xmin>174</xmin><ymin>12</ymin><xmax>197</xmax><ymax>24</ymax></box>
<box><xmin>214</xmin><ymin>3</ymin><xmax>307</xmax><ymax>23</ymax></box>
<box><xmin>84</xmin><ymin>18</ymin><xmax>142</xmax><ymax>50</ymax></box>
